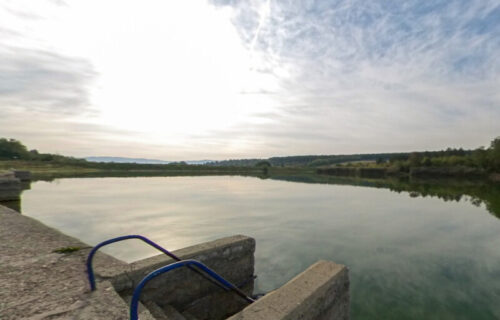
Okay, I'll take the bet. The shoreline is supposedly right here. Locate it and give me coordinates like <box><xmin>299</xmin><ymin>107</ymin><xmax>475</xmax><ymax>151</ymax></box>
<box><xmin>1</xmin><ymin>160</ymin><xmax>498</xmax><ymax>183</ymax></box>
<box><xmin>317</xmin><ymin>165</ymin><xmax>499</xmax><ymax>183</ymax></box>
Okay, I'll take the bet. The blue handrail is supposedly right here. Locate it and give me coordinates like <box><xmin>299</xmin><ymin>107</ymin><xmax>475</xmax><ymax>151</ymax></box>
<box><xmin>130</xmin><ymin>259</ymin><xmax>254</xmax><ymax>320</ymax></box>
<box><xmin>86</xmin><ymin>235</ymin><xmax>186</xmax><ymax>291</ymax></box>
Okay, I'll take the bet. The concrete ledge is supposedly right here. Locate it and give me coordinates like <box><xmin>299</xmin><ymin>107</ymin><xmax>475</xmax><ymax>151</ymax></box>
<box><xmin>128</xmin><ymin>235</ymin><xmax>255</xmax><ymax>280</ymax></box>
<box><xmin>0</xmin><ymin>172</ymin><xmax>21</xmax><ymax>201</ymax></box>
<box><xmin>107</xmin><ymin>235</ymin><xmax>256</xmax><ymax>320</ymax></box>
<box><xmin>2</xmin><ymin>202</ymin><xmax>349</xmax><ymax>320</ymax></box>
<box><xmin>1</xmin><ymin>204</ymin><xmax>256</xmax><ymax>319</ymax></box>
<box><xmin>228</xmin><ymin>260</ymin><xmax>349</xmax><ymax>320</ymax></box>
<box><xmin>0</xmin><ymin>205</ymin><xmax>129</xmax><ymax>320</ymax></box>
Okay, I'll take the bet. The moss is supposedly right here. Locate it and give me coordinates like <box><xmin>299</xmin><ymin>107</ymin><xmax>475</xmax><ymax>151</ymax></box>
<box><xmin>53</xmin><ymin>246</ymin><xmax>82</xmax><ymax>254</ymax></box>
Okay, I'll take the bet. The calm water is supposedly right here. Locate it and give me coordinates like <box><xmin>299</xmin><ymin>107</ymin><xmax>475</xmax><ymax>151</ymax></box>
<box><xmin>16</xmin><ymin>176</ymin><xmax>500</xmax><ymax>319</ymax></box>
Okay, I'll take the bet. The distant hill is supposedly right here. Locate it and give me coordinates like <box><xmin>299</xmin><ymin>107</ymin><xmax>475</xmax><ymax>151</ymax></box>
<box><xmin>86</xmin><ymin>157</ymin><xmax>171</xmax><ymax>164</ymax></box>
<box><xmin>186</xmin><ymin>160</ymin><xmax>213</xmax><ymax>165</ymax></box>
<box><xmin>207</xmin><ymin>153</ymin><xmax>409</xmax><ymax>167</ymax></box>
<box><xmin>86</xmin><ymin>156</ymin><xmax>212</xmax><ymax>165</ymax></box>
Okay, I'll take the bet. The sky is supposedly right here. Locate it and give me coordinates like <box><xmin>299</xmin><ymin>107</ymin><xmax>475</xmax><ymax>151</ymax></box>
<box><xmin>0</xmin><ymin>0</ymin><xmax>499</xmax><ymax>160</ymax></box>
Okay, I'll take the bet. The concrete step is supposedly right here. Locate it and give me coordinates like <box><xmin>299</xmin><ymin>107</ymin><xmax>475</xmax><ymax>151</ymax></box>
<box><xmin>144</xmin><ymin>302</ymin><xmax>187</xmax><ymax>320</ymax></box>
<box><xmin>122</xmin><ymin>295</ymin><xmax>156</xmax><ymax>320</ymax></box>
<box><xmin>144</xmin><ymin>302</ymin><xmax>169</xmax><ymax>320</ymax></box>
<box><xmin>124</xmin><ymin>296</ymin><xmax>188</xmax><ymax>320</ymax></box>
<box><xmin>181</xmin><ymin>311</ymin><xmax>199</xmax><ymax>320</ymax></box>
<box><xmin>164</xmin><ymin>304</ymin><xmax>189</xmax><ymax>320</ymax></box>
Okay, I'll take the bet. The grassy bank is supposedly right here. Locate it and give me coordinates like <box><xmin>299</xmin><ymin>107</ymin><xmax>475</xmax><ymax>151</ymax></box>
<box><xmin>0</xmin><ymin>160</ymin><xmax>314</xmax><ymax>180</ymax></box>
<box><xmin>0</xmin><ymin>160</ymin><xmax>102</xmax><ymax>175</ymax></box>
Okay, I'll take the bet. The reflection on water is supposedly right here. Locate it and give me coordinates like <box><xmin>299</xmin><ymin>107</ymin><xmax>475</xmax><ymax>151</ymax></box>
<box><xmin>271</xmin><ymin>174</ymin><xmax>500</xmax><ymax>218</ymax></box>
<box><xmin>14</xmin><ymin>175</ymin><xmax>500</xmax><ymax>319</ymax></box>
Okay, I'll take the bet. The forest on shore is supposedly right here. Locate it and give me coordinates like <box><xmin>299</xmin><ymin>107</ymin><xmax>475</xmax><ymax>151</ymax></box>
<box><xmin>208</xmin><ymin>138</ymin><xmax>500</xmax><ymax>173</ymax></box>
<box><xmin>0</xmin><ymin>137</ymin><xmax>499</xmax><ymax>177</ymax></box>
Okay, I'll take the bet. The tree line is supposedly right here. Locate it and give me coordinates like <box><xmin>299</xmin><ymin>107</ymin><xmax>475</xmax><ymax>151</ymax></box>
<box><xmin>386</xmin><ymin>138</ymin><xmax>500</xmax><ymax>172</ymax></box>
<box><xmin>0</xmin><ymin>138</ymin><xmax>86</xmax><ymax>163</ymax></box>
<box><xmin>0</xmin><ymin>138</ymin><xmax>235</xmax><ymax>171</ymax></box>
<box><xmin>1</xmin><ymin>137</ymin><xmax>499</xmax><ymax>172</ymax></box>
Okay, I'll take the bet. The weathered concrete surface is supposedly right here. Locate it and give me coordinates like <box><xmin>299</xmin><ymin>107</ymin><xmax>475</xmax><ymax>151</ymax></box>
<box><xmin>1</xmin><ymin>202</ymin><xmax>348</xmax><ymax>320</ymax></box>
<box><xmin>0</xmin><ymin>204</ymin><xmax>256</xmax><ymax>319</ymax></box>
<box><xmin>0</xmin><ymin>205</ymin><xmax>148</xmax><ymax>320</ymax></box>
<box><xmin>0</xmin><ymin>172</ymin><xmax>21</xmax><ymax>201</ymax></box>
<box><xmin>228</xmin><ymin>260</ymin><xmax>349</xmax><ymax>320</ymax></box>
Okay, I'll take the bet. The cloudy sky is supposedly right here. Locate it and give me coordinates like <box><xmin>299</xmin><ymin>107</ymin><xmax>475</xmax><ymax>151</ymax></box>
<box><xmin>1</xmin><ymin>0</ymin><xmax>499</xmax><ymax>160</ymax></box>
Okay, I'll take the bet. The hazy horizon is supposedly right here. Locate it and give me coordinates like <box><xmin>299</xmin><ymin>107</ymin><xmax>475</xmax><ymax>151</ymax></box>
<box><xmin>1</xmin><ymin>0</ymin><xmax>499</xmax><ymax>160</ymax></box>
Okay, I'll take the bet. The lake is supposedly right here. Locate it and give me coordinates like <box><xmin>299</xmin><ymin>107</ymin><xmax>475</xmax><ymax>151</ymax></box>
<box><xmin>14</xmin><ymin>175</ymin><xmax>500</xmax><ymax>319</ymax></box>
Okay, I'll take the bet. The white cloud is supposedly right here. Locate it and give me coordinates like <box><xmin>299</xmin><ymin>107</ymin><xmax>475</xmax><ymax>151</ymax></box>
<box><xmin>0</xmin><ymin>0</ymin><xmax>499</xmax><ymax>159</ymax></box>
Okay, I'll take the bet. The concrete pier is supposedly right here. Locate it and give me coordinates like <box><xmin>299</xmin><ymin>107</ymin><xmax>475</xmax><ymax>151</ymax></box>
<box><xmin>0</xmin><ymin>172</ymin><xmax>21</xmax><ymax>201</ymax></box>
<box><xmin>0</xmin><ymin>204</ymin><xmax>349</xmax><ymax>319</ymax></box>
<box><xmin>0</xmin><ymin>204</ymin><xmax>256</xmax><ymax>320</ymax></box>
<box><xmin>0</xmin><ymin>205</ymin><xmax>131</xmax><ymax>320</ymax></box>
<box><xmin>229</xmin><ymin>261</ymin><xmax>349</xmax><ymax>320</ymax></box>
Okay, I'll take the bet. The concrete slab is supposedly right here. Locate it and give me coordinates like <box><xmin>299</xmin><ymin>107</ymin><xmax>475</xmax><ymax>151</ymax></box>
<box><xmin>228</xmin><ymin>260</ymin><xmax>349</xmax><ymax>320</ymax></box>
<box><xmin>0</xmin><ymin>205</ymin><xmax>257</xmax><ymax>320</ymax></box>
<box><xmin>0</xmin><ymin>205</ymin><xmax>137</xmax><ymax>319</ymax></box>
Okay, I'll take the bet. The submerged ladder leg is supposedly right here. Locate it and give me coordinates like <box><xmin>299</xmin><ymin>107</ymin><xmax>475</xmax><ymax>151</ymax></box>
<box><xmin>130</xmin><ymin>259</ymin><xmax>254</xmax><ymax>320</ymax></box>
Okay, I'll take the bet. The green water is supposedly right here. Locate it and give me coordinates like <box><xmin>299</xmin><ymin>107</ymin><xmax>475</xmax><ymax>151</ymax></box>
<box><xmin>15</xmin><ymin>175</ymin><xmax>500</xmax><ymax>319</ymax></box>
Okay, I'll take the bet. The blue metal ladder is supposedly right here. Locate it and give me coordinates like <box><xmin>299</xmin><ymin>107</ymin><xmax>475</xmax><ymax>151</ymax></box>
<box><xmin>86</xmin><ymin>235</ymin><xmax>255</xmax><ymax>319</ymax></box>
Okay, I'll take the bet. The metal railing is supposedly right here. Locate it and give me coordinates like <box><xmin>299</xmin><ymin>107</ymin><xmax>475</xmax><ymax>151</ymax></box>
<box><xmin>86</xmin><ymin>235</ymin><xmax>183</xmax><ymax>291</ymax></box>
<box><xmin>130</xmin><ymin>259</ymin><xmax>254</xmax><ymax>320</ymax></box>
<box><xmin>86</xmin><ymin>235</ymin><xmax>255</xmax><ymax>304</ymax></box>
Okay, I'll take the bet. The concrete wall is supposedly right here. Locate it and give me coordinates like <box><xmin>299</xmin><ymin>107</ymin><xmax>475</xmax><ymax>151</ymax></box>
<box><xmin>228</xmin><ymin>260</ymin><xmax>349</xmax><ymax>320</ymax></box>
<box><xmin>0</xmin><ymin>204</ymin><xmax>138</xmax><ymax>320</ymax></box>
<box><xmin>0</xmin><ymin>172</ymin><xmax>21</xmax><ymax>201</ymax></box>
<box><xmin>107</xmin><ymin>235</ymin><xmax>256</xmax><ymax>320</ymax></box>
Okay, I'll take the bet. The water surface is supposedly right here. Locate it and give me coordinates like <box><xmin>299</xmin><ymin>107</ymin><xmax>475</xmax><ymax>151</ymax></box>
<box><xmin>17</xmin><ymin>176</ymin><xmax>500</xmax><ymax>319</ymax></box>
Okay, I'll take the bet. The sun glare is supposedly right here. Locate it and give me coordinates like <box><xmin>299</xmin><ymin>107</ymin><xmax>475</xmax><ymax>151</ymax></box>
<box><xmin>78</xmin><ymin>1</ymin><xmax>280</xmax><ymax>137</ymax></box>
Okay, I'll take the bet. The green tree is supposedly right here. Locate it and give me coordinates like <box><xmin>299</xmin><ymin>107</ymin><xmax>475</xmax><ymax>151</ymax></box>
<box><xmin>0</xmin><ymin>138</ymin><xmax>30</xmax><ymax>160</ymax></box>
<box><xmin>255</xmin><ymin>160</ymin><xmax>271</xmax><ymax>168</ymax></box>
<box><xmin>472</xmin><ymin>147</ymin><xmax>488</xmax><ymax>168</ymax></box>
<box><xmin>255</xmin><ymin>160</ymin><xmax>271</xmax><ymax>175</ymax></box>
<box><xmin>408</xmin><ymin>152</ymin><xmax>422</xmax><ymax>167</ymax></box>
<box><xmin>490</xmin><ymin>137</ymin><xmax>500</xmax><ymax>171</ymax></box>
<box><xmin>422</xmin><ymin>157</ymin><xmax>432</xmax><ymax>167</ymax></box>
